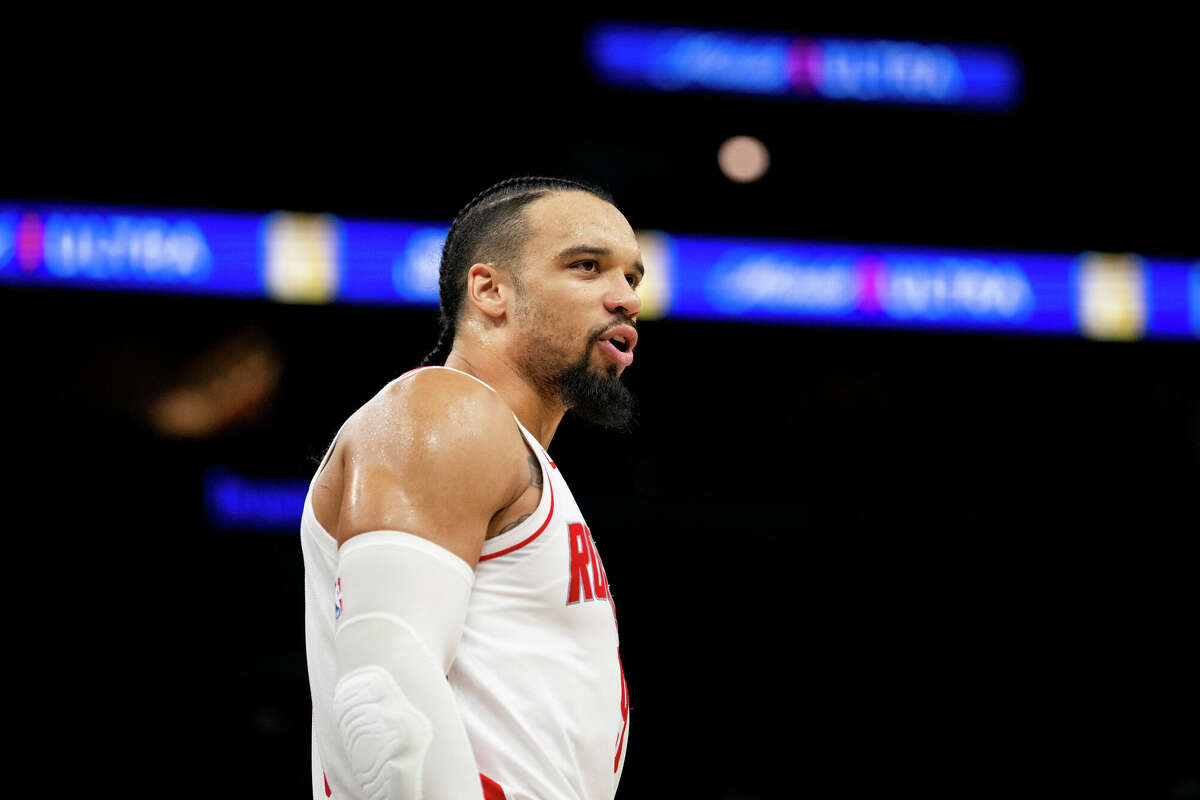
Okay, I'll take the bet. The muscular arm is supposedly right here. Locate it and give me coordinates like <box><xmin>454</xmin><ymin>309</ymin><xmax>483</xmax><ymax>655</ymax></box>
<box><xmin>329</xmin><ymin>370</ymin><xmax>528</xmax><ymax>800</ymax></box>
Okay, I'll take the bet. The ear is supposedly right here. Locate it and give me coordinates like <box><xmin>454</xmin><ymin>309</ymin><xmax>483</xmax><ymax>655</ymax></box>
<box><xmin>465</xmin><ymin>263</ymin><xmax>509</xmax><ymax>321</ymax></box>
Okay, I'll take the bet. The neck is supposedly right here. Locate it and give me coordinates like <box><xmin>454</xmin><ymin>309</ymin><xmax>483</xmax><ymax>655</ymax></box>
<box><xmin>442</xmin><ymin>342</ymin><xmax>565</xmax><ymax>449</ymax></box>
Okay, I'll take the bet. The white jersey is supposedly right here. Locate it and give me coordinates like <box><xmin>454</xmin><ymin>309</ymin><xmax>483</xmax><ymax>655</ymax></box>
<box><xmin>302</xmin><ymin>366</ymin><xmax>630</xmax><ymax>800</ymax></box>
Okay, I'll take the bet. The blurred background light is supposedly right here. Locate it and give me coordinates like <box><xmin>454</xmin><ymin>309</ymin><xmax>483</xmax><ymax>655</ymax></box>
<box><xmin>145</xmin><ymin>326</ymin><xmax>283</xmax><ymax>438</ymax></box>
<box><xmin>718</xmin><ymin>135</ymin><xmax>770</xmax><ymax>183</ymax></box>
<box><xmin>262</xmin><ymin>212</ymin><xmax>341</xmax><ymax>304</ymax></box>
<box><xmin>1191</xmin><ymin>263</ymin><xmax>1200</xmax><ymax>335</ymax></box>
<box><xmin>1075</xmin><ymin>252</ymin><xmax>1147</xmax><ymax>341</ymax></box>
<box><xmin>3</xmin><ymin>200</ymin><xmax>1194</xmax><ymax>341</ymax></box>
<box><xmin>586</xmin><ymin>21</ymin><xmax>1022</xmax><ymax>109</ymax></box>
<box><xmin>206</xmin><ymin>467</ymin><xmax>308</xmax><ymax>530</ymax></box>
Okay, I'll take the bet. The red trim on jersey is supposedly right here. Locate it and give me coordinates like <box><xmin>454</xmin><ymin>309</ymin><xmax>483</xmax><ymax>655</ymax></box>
<box><xmin>480</xmin><ymin>773</ymin><xmax>507</xmax><ymax>800</ymax></box>
<box><xmin>615</xmin><ymin>648</ymin><xmax>629</xmax><ymax>773</ymax></box>
<box><xmin>477</xmin><ymin>472</ymin><xmax>555</xmax><ymax>561</ymax></box>
<box><xmin>324</xmin><ymin>772</ymin><xmax>332</xmax><ymax>797</ymax></box>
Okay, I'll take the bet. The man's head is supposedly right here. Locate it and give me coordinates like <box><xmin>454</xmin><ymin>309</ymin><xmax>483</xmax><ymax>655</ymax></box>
<box><xmin>429</xmin><ymin>177</ymin><xmax>644</xmax><ymax>428</ymax></box>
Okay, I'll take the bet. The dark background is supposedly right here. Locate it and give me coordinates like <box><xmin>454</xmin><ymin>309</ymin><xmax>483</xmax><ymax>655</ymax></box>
<box><xmin>5</xmin><ymin>13</ymin><xmax>1197</xmax><ymax>800</ymax></box>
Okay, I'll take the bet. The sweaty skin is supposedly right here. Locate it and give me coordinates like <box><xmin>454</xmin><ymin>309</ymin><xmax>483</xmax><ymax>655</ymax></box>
<box><xmin>312</xmin><ymin>190</ymin><xmax>644</xmax><ymax>566</ymax></box>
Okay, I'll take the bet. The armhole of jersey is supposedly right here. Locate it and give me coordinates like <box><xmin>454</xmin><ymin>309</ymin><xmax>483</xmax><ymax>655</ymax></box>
<box><xmin>304</xmin><ymin>412</ymin><xmax>353</xmax><ymax>552</ymax></box>
<box><xmin>422</xmin><ymin>367</ymin><xmax>550</xmax><ymax>562</ymax></box>
<box><xmin>478</xmin><ymin>421</ymin><xmax>555</xmax><ymax>562</ymax></box>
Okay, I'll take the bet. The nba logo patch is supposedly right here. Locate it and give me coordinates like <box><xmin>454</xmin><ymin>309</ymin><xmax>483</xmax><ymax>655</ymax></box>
<box><xmin>334</xmin><ymin>577</ymin><xmax>343</xmax><ymax>620</ymax></box>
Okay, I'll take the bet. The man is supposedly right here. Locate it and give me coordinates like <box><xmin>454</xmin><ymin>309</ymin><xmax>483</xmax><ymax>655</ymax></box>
<box><xmin>301</xmin><ymin>177</ymin><xmax>643</xmax><ymax>800</ymax></box>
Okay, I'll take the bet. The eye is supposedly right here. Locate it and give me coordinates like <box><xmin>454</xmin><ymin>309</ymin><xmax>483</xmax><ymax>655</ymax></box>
<box><xmin>626</xmin><ymin>273</ymin><xmax>639</xmax><ymax>288</ymax></box>
<box><xmin>571</xmin><ymin>259</ymin><xmax>601</xmax><ymax>273</ymax></box>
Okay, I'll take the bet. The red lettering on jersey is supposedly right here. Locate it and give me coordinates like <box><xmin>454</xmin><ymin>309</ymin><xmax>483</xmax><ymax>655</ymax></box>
<box><xmin>324</xmin><ymin>771</ymin><xmax>332</xmax><ymax>797</ymax></box>
<box><xmin>480</xmin><ymin>773</ymin><xmax>507</xmax><ymax>800</ymax></box>
<box><xmin>567</xmin><ymin>522</ymin><xmax>594</xmax><ymax>604</ymax></box>
<box><xmin>586</xmin><ymin>530</ymin><xmax>608</xmax><ymax>599</ymax></box>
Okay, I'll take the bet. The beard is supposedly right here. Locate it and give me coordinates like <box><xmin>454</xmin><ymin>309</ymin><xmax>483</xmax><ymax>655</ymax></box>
<box><xmin>516</xmin><ymin>302</ymin><xmax>637</xmax><ymax>430</ymax></box>
<box><xmin>554</xmin><ymin>338</ymin><xmax>637</xmax><ymax>430</ymax></box>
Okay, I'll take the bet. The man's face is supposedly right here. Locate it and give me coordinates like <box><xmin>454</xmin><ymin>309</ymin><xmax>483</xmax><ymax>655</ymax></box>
<box><xmin>508</xmin><ymin>191</ymin><xmax>644</xmax><ymax>428</ymax></box>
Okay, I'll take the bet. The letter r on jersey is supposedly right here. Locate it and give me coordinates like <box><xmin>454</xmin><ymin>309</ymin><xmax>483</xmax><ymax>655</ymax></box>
<box><xmin>567</xmin><ymin>523</ymin><xmax>593</xmax><ymax>604</ymax></box>
<box><xmin>567</xmin><ymin>522</ymin><xmax>610</xmax><ymax>605</ymax></box>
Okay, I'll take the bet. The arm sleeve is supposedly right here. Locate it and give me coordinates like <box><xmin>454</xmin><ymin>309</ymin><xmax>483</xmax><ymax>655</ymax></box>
<box><xmin>332</xmin><ymin>530</ymin><xmax>484</xmax><ymax>800</ymax></box>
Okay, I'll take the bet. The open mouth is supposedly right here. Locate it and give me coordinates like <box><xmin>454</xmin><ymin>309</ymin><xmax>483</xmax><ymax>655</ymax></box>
<box><xmin>597</xmin><ymin>323</ymin><xmax>637</xmax><ymax>366</ymax></box>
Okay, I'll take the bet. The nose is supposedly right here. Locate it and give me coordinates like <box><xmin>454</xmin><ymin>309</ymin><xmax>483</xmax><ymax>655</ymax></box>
<box><xmin>605</xmin><ymin>276</ymin><xmax>642</xmax><ymax>319</ymax></box>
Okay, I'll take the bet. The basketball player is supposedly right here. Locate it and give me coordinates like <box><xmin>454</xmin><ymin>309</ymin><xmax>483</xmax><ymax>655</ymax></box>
<box><xmin>301</xmin><ymin>177</ymin><xmax>642</xmax><ymax>800</ymax></box>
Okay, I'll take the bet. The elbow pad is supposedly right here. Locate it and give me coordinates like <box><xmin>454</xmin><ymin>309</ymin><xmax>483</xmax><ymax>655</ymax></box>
<box><xmin>332</xmin><ymin>531</ymin><xmax>483</xmax><ymax>800</ymax></box>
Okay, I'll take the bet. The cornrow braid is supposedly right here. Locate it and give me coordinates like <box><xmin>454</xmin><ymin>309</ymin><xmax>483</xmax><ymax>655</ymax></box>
<box><xmin>420</xmin><ymin>176</ymin><xmax>615</xmax><ymax>366</ymax></box>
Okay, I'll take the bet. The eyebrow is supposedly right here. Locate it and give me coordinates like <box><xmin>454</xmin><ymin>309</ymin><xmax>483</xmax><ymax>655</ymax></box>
<box><xmin>556</xmin><ymin>244</ymin><xmax>645</xmax><ymax>278</ymax></box>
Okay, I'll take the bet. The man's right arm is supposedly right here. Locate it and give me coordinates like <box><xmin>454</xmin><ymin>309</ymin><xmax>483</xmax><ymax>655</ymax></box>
<box><xmin>328</xmin><ymin>371</ymin><xmax>528</xmax><ymax>800</ymax></box>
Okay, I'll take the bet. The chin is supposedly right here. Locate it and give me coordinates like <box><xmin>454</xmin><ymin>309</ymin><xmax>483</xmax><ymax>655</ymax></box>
<box><xmin>596</xmin><ymin>361</ymin><xmax>622</xmax><ymax>379</ymax></box>
<box><xmin>558</xmin><ymin>358</ymin><xmax>636</xmax><ymax>430</ymax></box>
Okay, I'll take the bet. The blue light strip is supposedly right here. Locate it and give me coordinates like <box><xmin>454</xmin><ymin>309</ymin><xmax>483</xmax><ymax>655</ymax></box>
<box><xmin>1191</xmin><ymin>266</ymin><xmax>1200</xmax><ymax>337</ymax></box>
<box><xmin>584</xmin><ymin>23</ymin><xmax>1023</xmax><ymax>110</ymax></box>
<box><xmin>1</xmin><ymin>201</ymin><xmax>1195</xmax><ymax>341</ymax></box>
<box><xmin>342</xmin><ymin>218</ymin><xmax>448</xmax><ymax>306</ymax></box>
<box><xmin>0</xmin><ymin>205</ymin><xmax>261</xmax><ymax>297</ymax></box>
<box><xmin>205</xmin><ymin>468</ymin><xmax>309</xmax><ymax>531</ymax></box>
<box><xmin>669</xmin><ymin>236</ymin><xmax>1064</xmax><ymax>334</ymax></box>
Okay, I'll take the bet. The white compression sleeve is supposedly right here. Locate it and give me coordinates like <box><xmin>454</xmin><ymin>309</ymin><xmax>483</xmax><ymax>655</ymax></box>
<box><xmin>333</xmin><ymin>531</ymin><xmax>484</xmax><ymax>800</ymax></box>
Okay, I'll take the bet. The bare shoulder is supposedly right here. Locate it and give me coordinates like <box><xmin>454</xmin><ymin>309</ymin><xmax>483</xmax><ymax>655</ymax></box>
<box><xmin>353</xmin><ymin>368</ymin><xmax>522</xmax><ymax>462</ymax></box>
<box><xmin>334</xmin><ymin>369</ymin><xmax>528</xmax><ymax>564</ymax></box>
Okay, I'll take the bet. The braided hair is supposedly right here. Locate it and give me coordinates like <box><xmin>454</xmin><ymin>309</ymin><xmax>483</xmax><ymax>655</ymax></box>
<box><xmin>420</xmin><ymin>176</ymin><xmax>615</xmax><ymax>366</ymax></box>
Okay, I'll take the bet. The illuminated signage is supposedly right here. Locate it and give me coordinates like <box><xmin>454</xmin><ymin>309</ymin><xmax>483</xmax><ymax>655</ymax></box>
<box><xmin>262</xmin><ymin>212</ymin><xmax>342</xmax><ymax>304</ymax></box>
<box><xmin>670</xmin><ymin>238</ymin><xmax>1074</xmax><ymax>334</ymax></box>
<box><xmin>1074</xmin><ymin>253</ymin><xmax>1147</xmax><ymax>341</ymax></box>
<box><xmin>1</xmin><ymin>200</ymin><xmax>1195</xmax><ymax>341</ymax></box>
<box><xmin>584</xmin><ymin>23</ymin><xmax>1022</xmax><ymax>109</ymax></box>
<box><xmin>704</xmin><ymin>249</ymin><xmax>860</xmax><ymax>317</ymax></box>
<box><xmin>874</xmin><ymin>256</ymin><xmax>1035</xmax><ymax>322</ymax></box>
<box><xmin>390</xmin><ymin>225</ymin><xmax>448</xmax><ymax>304</ymax></box>
<box><xmin>205</xmin><ymin>468</ymin><xmax>308</xmax><ymax>531</ymax></box>
<box><xmin>0</xmin><ymin>204</ymin><xmax>259</xmax><ymax>297</ymax></box>
<box><xmin>1192</xmin><ymin>265</ymin><xmax>1200</xmax><ymax>336</ymax></box>
<box><xmin>0</xmin><ymin>212</ymin><xmax>14</xmax><ymax>268</ymax></box>
<box><xmin>42</xmin><ymin>213</ymin><xmax>214</xmax><ymax>283</ymax></box>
